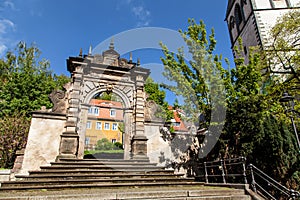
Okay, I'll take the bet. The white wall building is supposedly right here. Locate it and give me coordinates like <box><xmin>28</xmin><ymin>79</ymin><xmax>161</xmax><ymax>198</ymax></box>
<box><xmin>225</xmin><ymin>0</ymin><xmax>300</xmax><ymax>60</ymax></box>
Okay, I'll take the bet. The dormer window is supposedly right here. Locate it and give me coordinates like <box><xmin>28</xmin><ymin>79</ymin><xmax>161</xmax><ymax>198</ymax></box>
<box><xmin>110</xmin><ymin>109</ymin><xmax>116</xmax><ymax>117</ymax></box>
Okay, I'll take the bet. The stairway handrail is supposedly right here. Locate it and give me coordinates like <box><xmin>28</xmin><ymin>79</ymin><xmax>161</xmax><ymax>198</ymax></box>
<box><xmin>248</xmin><ymin>164</ymin><xmax>300</xmax><ymax>200</ymax></box>
<box><xmin>196</xmin><ymin>157</ymin><xmax>300</xmax><ymax>199</ymax></box>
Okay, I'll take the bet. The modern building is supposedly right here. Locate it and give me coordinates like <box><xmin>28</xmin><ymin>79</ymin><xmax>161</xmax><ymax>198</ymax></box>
<box><xmin>225</xmin><ymin>0</ymin><xmax>300</xmax><ymax>61</ymax></box>
<box><xmin>85</xmin><ymin>99</ymin><xmax>124</xmax><ymax>150</ymax></box>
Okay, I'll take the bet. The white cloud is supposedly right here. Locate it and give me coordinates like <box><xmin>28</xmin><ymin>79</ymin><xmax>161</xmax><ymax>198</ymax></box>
<box><xmin>131</xmin><ymin>6</ymin><xmax>151</xmax><ymax>27</ymax></box>
<box><xmin>115</xmin><ymin>1</ymin><xmax>151</xmax><ymax>27</ymax></box>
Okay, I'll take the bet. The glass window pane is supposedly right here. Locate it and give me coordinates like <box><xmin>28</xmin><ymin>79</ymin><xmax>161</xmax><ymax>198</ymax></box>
<box><xmin>112</xmin><ymin>123</ymin><xmax>118</xmax><ymax>131</ymax></box>
<box><xmin>104</xmin><ymin>123</ymin><xmax>110</xmax><ymax>130</ymax></box>
<box><xmin>96</xmin><ymin>122</ymin><xmax>102</xmax><ymax>130</ymax></box>
<box><xmin>110</xmin><ymin>109</ymin><xmax>116</xmax><ymax>117</ymax></box>
<box><xmin>86</xmin><ymin>121</ymin><xmax>92</xmax><ymax>129</ymax></box>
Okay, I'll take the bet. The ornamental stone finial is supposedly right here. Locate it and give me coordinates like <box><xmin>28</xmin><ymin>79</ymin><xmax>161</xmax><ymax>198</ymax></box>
<box><xmin>109</xmin><ymin>38</ymin><xmax>114</xmax><ymax>50</ymax></box>
<box><xmin>88</xmin><ymin>45</ymin><xmax>92</xmax><ymax>55</ymax></box>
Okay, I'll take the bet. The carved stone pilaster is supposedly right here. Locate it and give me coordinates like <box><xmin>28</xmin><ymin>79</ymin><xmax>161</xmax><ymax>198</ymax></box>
<box><xmin>57</xmin><ymin>64</ymin><xmax>83</xmax><ymax>160</ymax></box>
<box><xmin>131</xmin><ymin>70</ymin><xmax>149</xmax><ymax>160</ymax></box>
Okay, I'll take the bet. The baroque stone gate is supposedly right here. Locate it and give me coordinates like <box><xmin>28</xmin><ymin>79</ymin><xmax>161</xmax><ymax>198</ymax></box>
<box><xmin>58</xmin><ymin>43</ymin><xmax>150</xmax><ymax>161</ymax></box>
<box><xmin>19</xmin><ymin>43</ymin><xmax>174</xmax><ymax>174</ymax></box>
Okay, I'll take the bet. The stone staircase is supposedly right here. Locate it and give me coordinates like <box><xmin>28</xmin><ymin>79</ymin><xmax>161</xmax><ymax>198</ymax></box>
<box><xmin>0</xmin><ymin>159</ymin><xmax>252</xmax><ymax>199</ymax></box>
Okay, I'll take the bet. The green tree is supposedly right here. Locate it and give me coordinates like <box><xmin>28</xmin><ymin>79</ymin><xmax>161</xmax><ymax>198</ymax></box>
<box><xmin>160</xmin><ymin>19</ymin><xmax>299</xmax><ymax>191</ymax></box>
<box><xmin>160</xmin><ymin>19</ymin><xmax>226</xmax><ymax>126</ymax></box>
<box><xmin>0</xmin><ymin>42</ymin><xmax>69</xmax><ymax>117</ymax></box>
<box><xmin>0</xmin><ymin>42</ymin><xmax>70</xmax><ymax>168</ymax></box>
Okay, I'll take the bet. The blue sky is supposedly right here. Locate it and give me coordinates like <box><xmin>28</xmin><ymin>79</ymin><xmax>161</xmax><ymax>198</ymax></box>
<box><xmin>0</xmin><ymin>0</ymin><xmax>234</xmax><ymax>76</ymax></box>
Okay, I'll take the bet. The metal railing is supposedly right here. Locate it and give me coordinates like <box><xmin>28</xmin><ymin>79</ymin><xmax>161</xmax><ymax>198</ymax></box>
<box><xmin>249</xmin><ymin>164</ymin><xmax>300</xmax><ymax>200</ymax></box>
<box><xmin>195</xmin><ymin>157</ymin><xmax>300</xmax><ymax>200</ymax></box>
<box><xmin>196</xmin><ymin>157</ymin><xmax>247</xmax><ymax>184</ymax></box>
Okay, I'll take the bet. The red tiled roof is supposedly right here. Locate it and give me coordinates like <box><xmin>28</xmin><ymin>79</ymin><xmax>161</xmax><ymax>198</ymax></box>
<box><xmin>169</xmin><ymin>106</ymin><xmax>188</xmax><ymax>132</ymax></box>
<box><xmin>88</xmin><ymin>99</ymin><xmax>123</xmax><ymax>120</ymax></box>
<box><xmin>89</xmin><ymin>99</ymin><xmax>123</xmax><ymax>108</ymax></box>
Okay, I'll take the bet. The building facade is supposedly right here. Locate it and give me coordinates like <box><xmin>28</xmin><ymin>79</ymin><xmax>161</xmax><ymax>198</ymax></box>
<box><xmin>85</xmin><ymin>99</ymin><xmax>124</xmax><ymax>150</ymax></box>
<box><xmin>225</xmin><ymin>0</ymin><xmax>300</xmax><ymax>60</ymax></box>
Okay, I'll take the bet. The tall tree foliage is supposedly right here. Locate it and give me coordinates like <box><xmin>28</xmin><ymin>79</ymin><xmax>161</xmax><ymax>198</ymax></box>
<box><xmin>0</xmin><ymin>42</ymin><xmax>69</xmax><ymax>168</ymax></box>
<box><xmin>0</xmin><ymin>42</ymin><xmax>69</xmax><ymax>117</ymax></box>
<box><xmin>160</xmin><ymin>19</ymin><xmax>299</xmax><ymax>191</ymax></box>
<box><xmin>160</xmin><ymin>19</ymin><xmax>225</xmax><ymax>126</ymax></box>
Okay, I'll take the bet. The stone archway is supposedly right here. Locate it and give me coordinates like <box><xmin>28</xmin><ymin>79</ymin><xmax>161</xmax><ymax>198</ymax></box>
<box><xmin>79</xmin><ymin>87</ymin><xmax>133</xmax><ymax>159</ymax></box>
<box><xmin>56</xmin><ymin>42</ymin><xmax>150</xmax><ymax>161</ymax></box>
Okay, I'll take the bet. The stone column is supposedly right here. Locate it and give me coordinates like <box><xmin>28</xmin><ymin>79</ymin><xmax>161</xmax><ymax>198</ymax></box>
<box><xmin>123</xmin><ymin>109</ymin><xmax>133</xmax><ymax>160</ymax></box>
<box><xmin>131</xmin><ymin>74</ymin><xmax>149</xmax><ymax>160</ymax></box>
<box><xmin>56</xmin><ymin>66</ymin><xmax>83</xmax><ymax>161</ymax></box>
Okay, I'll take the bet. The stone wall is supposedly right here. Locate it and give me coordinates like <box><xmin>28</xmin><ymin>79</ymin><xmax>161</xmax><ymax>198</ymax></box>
<box><xmin>19</xmin><ymin>112</ymin><xmax>66</xmax><ymax>175</ymax></box>
<box><xmin>145</xmin><ymin>122</ymin><xmax>174</xmax><ymax>166</ymax></box>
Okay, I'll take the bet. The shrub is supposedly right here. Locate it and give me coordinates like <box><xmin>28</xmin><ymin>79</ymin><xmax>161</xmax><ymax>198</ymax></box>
<box><xmin>114</xmin><ymin>142</ymin><xmax>123</xmax><ymax>150</ymax></box>
<box><xmin>0</xmin><ymin>113</ymin><xmax>30</xmax><ymax>168</ymax></box>
<box><xmin>95</xmin><ymin>138</ymin><xmax>114</xmax><ymax>150</ymax></box>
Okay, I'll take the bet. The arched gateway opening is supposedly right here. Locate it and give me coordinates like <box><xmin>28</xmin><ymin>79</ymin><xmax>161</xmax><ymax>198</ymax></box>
<box><xmin>83</xmin><ymin>92</ymin><xmax>127</xmax><ymax>159</ymax></box>
<box><xmin>56</xmin><ymin>42</ymin><xmax>150</xmax><ymax>161</ymax></box>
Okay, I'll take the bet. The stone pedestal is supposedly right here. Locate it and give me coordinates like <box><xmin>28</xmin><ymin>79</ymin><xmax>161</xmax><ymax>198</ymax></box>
<box><xmin>131</xmin><ymin>135</ymin><xmax>149</xmax><ymax>160</ymax></box>
<box><xmin>56</xmin><ymin>132</ymin><xmax>79</xmax><ymax>161</ymax></box>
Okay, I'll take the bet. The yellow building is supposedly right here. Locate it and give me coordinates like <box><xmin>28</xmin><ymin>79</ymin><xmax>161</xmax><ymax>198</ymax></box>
<box><xmin>85</xmin><ymin>99</ymin><xmax>124</xmax><ymax>150</ymax></box>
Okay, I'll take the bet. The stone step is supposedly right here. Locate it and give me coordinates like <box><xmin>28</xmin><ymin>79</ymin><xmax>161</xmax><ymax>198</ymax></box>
<box><xmin>0</xmin><ymin>187</ymin><xmax>251</xmax><ymax>200</ymax></box>
<box><xmin>39</xmin><ymin>165</ymin><xmax>164</xmax><ymax>171</ymax></box>
<box><xmin>51</xmin><ymin>161</ymin><xmax>157</xmax><ymax>166</ymax></box>
<box><xmin>16</xmin><ymin>173</ymin><xmax>185</xmax><ymax>181</ymax></box>
<box><xmin>59</xmin><ymin>158</ymin><xmax>151</xmax><ymax>163</ymax></box>
<box><xmin>27</xmin><ymin>169</ymin><xmax>176</xmax><ymax>175</ymax></box>
<box><xmin>1</xmin><ymin>177</ymin><xmax>195</xmax><ymax>188</ymax></box>
<box><xmin>0</xmin><ymin>181</ymin><xmax>204</xmax><ymax>191</ymax></box>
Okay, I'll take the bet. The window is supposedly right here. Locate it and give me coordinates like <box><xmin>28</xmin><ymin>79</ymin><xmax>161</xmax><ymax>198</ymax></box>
<box><xmin>110</xmin><ymin>109</ymin><xmax>116</xmax><ymax>117</ymax></box>
<box><xmin>86</xmin><ymin>121</ymin><xmax>92</xmax><ymax>129</ymax></box>
<box><xmin>229</xmin><ymin>16</ymin><xmax>235</xmax><ymax>30</ymax></box>
<box><xmin>96</xmin><ymin>122</ymin><xmax>102</xmax><ymax>130</ymax></box>
<box><xmin>234</xmin><ymin>4</ymin><xmax>244</xmax><ymax>30</ymax></box>
<box><xmin>172</xmin><ymin>122</ymin><xmax>180</xmax><ymax>127</ymax></box>
<box><xmin>272</xmin><ymin>0</ymin><xmax>288</xmax><ymax>8</ymax></box>
<box><xmin>112</xmin><ymin>139</ymin><xmax>117</xmax><ymax>143</ymax></box>
<box><xmin>104</xmin><ymin>122</ymin><xmax>110</xmax><ymax>130</ymax></box>
<box><xmin>88</xmin><ymin>107</ymin><xmax>93</xmax><ymax>114</ymax></box>
<box><xmin>112</xmin><ymin>123</ymin><xmax>118</xmax><ymax>131</ymax></box>
<box><xmin>94</xmin><ymin>107</ymin><xmax>99</xmax><ymax>115</ymax></box>
<box><xmin>85</xmin><ymin>137</ymin><xmax>90</xmax><ymax>145</ymax></box>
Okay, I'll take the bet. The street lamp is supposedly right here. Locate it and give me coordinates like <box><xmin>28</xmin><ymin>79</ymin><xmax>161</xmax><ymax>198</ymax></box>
<box><xmin>279</xmin><ymin>92</ymin><xmax>300</xmax><ymax>151</ymax></box>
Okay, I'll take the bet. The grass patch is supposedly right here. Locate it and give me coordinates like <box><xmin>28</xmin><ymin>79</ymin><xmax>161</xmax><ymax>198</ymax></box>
<box><xmin>84</xmin><ymin>149</ymin><xmax>124</xmax><ymax>155</ymax></box>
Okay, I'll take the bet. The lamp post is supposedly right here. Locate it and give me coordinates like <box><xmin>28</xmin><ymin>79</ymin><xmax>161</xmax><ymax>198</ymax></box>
<box><xmin>279</xmin><ymin>92</ymin><xmax>300</xmax><ymax>151</ymax></box>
